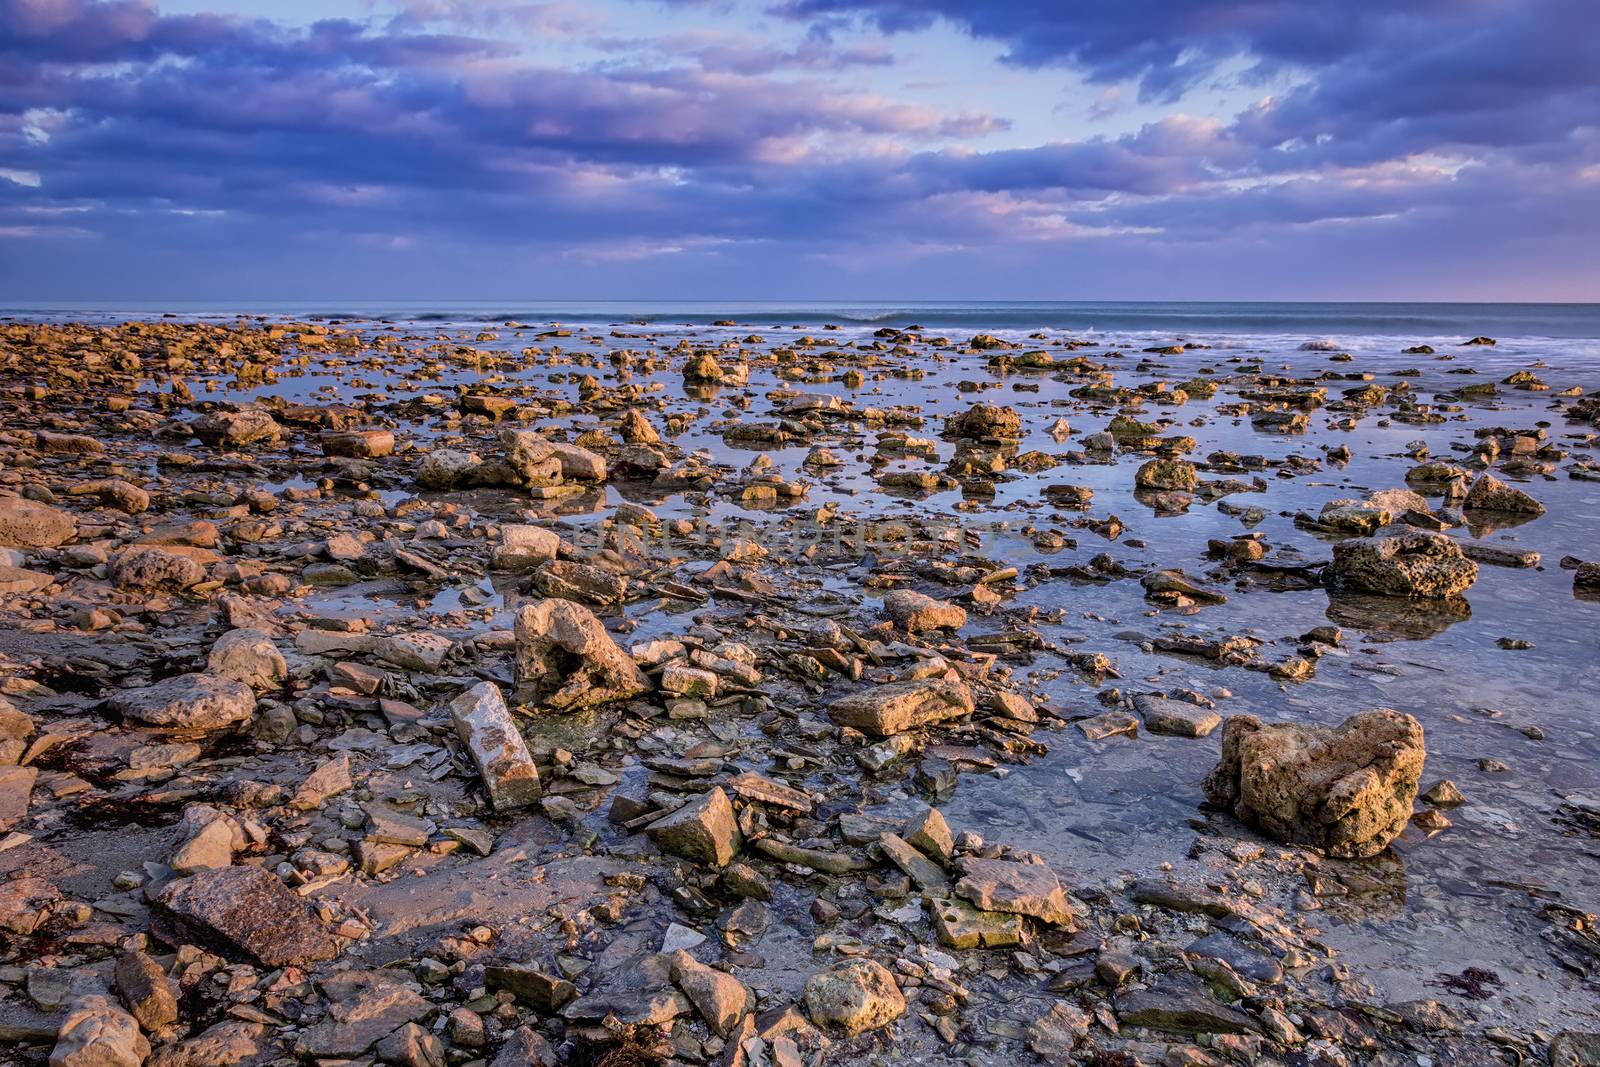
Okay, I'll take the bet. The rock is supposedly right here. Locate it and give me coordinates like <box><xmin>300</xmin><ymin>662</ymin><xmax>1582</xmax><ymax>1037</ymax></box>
<box><xmin>0</xmin><ymin>496</ymin><xmax>75</xmax><ymax>549</ymax></box>
<box><xmin>954</xmin><ymin>857</ymin><xmax>1079</xmax><ymax>927</ymax></box>
<box><xmin>490</xmin><ymin>524</ymin><xmax>560</xmax><ymax>570</ymax></box>
<box><xmin>882</xmin><ymin>589</ymin><xmax>967</xmax><ymax>632</ymax></box>
<box><xmin>491</xmin><ymin>1028</ymin><xmax>559</xmax><ymax>1067</ymax></box>
<box><xmin>1134</xmin><ymin>694</ymin><xmax>1222</xmax><ymax>737</ymax></box>
<box><xmin>111</xmin><ymin>673</ymin><xmax>256</xmax><ymax>733</ymax></box>
<box><xmin>152</xmin><ymin>864</ymin><xmax>339</xmax><ymax>966</ymax></box>
<box><xmin>501</xmin><ymin>428</ymin><xmax>605</xmax><ymax>483</ymax></box>
<box><xmin>1326</xmin><ymin>531</ymin><xmax>1478</xmax><ymax>598</ymax></box>
<box><xmin>192</xmin><ymin>408</ymin><xmax>282</xmax><ymax>446</ymax></box>
<box><xmin>903</xmin><ymin>807</ymin><xmax>954</xmax><ymax>864</ymax></box>
<box><xmin>1116</xmin><ymin>976</ymin><xmax>1260</xmax><ymax>1034</ymax></box>
<box><xmin>879</xmin><ymin>832</ymin><xmax>946</xmax><ymax>888</ymax></box>
<box><xmin>375</xmin><ymin>1022</ymin><xmax>445</xmax><ymax>1067</ymax></box>
<box><xmin>1135</xmin><ymin>458</ymin><xmax>1198</xmax><ymax>491</ymax></box>
<box><xmin>1575</xmin><ymin>562</ymin><xmax>1600</xmax><ymax>591</ymax></box>
<box><xmin>415</xmin><ymin>448</ymin><xmax>481</xmax><ymax>489</ymax></box>
<box><xmin>668</xmin><ymin>951</ymin><xmax>751</xmax><ymax>1036</ymax></box>
<box><xmin>828</xmin><ymin>678</ymin><xmax>975</xmax><ymax>737</ymax></box>
<box><xmin>930</xmin><ymin>896</ymin><xmax>1026</xmax><ymax>949</ymax></box>
<box><xmin>513</xmin><ymin>598</ymin><xmax>649</xmax><ymax>709</ymax></box>
<box><xmin>450</xmin><ymin>681</ymin><xmax>541</xmax><ymax>811</ymax></box>
<box><xmin>1203</xmin><ymin>708</ymin><xmax>1426</xmax><ymax>858</ymax></box>
<box><xmin>290</xmin><ymin>754</ymin><xmax>354</xmax><ymax>810</ymax></box>
<box><xmin>0</xmin><ymin>565</ymin><xmax>54</xmax><ymax>594</ymax></box>
<box><xmin>1549</xmin><ymin>1032</ymin><xmax>1600</xmax><ymax>1067</ymax></box>
<box><xmin>115</xmin><ymin>951</ymin><xmax>178</xmax><ymax>1032</ymax></box>
<box><xmin>296</xmin><ymin>971</ymin><xmax>435</xmax><ymax>1058</ymax></box>
<box><xmin>0</xmin><ymin>765</ymin><xmax>36</xmax><ymax>832</ymax></box>
<box><xmin>646</xmin><ymin>787</ymin><xmax>740</xmax><ymax>867</ymax></box>
<box><xmin>804</xmin><ymin>958</ymin><xmax>906</xmax><ymax>1035</ymax></box>
<box><xmin>947</xmin><ymin>403</ymin><xmax>1022</xmax><ymax>440</ymax></box>
<box><xmin>169</xmin><ymin>805</ymin><xmax>237</xmax><ymax>873</ymax></box>
<box><xmin>376</xmin><ymin>632</ymin><xmax>454</xmax><ymax>672</ymax></box>
<box><xmin>206</xmin><ymin>628</ymin><xmax>286</xmax><ymax>691</ymax></box>
<box><xmin>146</xmin><ymin>1021</ymin><xmax>266</xmax><ymax>1067</ymax></box>
<box><xmin>108</xmin><ymin>546</ymin><xmax>207</xmax><ymax>592</ymax></box>
<box><xmin>1026</xmin><ymin>1001</ymin><xmax>1091</xmax><ymax>1058</ymax></box>
<box><xmin>484</xmin><ymin>966</ymin><xmax>576</xmax><ymax>1013</ymax></box>
<box><xmin>1465</xmin><ymin>473</ymin><xmax>1545</xmax><ymax>515</ymax></box>
<box><xmin>1423</xmin><ymin>779</ymin><xmax>1466</xmax><ymax>806</ymax></box>
<box><xmin>49</xmin><ymin>995</ymin><xmax>150</xmax><ymax>1067</ymax></box>
<box><xmin>322</xmin><ymin>429</ymin><xmax>395</xmax><ymax>458</ymax></box>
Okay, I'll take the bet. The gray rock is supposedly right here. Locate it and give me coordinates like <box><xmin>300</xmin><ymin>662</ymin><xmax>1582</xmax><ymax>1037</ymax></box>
<box><xmin>1134</xmin><ymin>694</ymin><xmax>1222</xmax><ymax>738</ymax></box>
<box><xmin>111</xmin><ymin>673</ymin><xmax>256</xmax><ymax>733</ymax></box>
<box><xmin>646</xmin><ymin>787</ymin><xmax>740</xmax><ymax>867</ymax></box>
<box><xmin>450</xmin><ymin>682</ymin><xmax>540</xmax><ymax>811</ymax></box>
<box><xmin>295</xmin><ymin>971</ymin><xmax>434</xmax><ymax>1058</ymax></box>
<box><xmin>828</xmin><ymin>678</ymin><xmax>974</xmax><ymax>737</ymax></box>
<box><xmin>512</xmin><ymin>598</ymin><xmax>648</xmax><ymax>709</ymax></box>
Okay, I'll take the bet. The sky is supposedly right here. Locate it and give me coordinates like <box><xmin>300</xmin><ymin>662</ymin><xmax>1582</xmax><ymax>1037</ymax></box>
<box><xmin>3</xmin><ymin>0</ymin><xmax>1599</xmax><ymax>302</ymax></box>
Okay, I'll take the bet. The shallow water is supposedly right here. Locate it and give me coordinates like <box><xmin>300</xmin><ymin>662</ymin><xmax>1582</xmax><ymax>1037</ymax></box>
<box><xmin>19</xmin><ymin>306</ymin><xmax>1600</xmax><ymax>1031</ymax></box>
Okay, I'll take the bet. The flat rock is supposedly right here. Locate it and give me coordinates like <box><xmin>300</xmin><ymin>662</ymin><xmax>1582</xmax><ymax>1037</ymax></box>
<box><xmin>1134</xmin><ymin>694</ymin><xmax>1222</xmax><ymax>738</ymax></box>
<box><xmin>152</xmin><ymin>864</ymin><xmax>339</xmax><ymax>966</ymax></box>
<box><xmin>1116</xmin><ymin>976</ymin><xmax>1260</xmax><ymax>1034</ymax></box>
<box><xmin>111</xmin><ymin>673</ymin><xmax>256</xmax><ymax>733</ymax></box>
<box><xmin>0</xmin><ymin>496</ymin><xmax>75</xmax><ymax>549</ymax></box>
<box><xmin>295</xmin><ymin>970</ymin><xmax>434</xmax><ymax>1058</ymax></box>
<box><xmin>828</xmin><ymin>678</ymin><xmax>974</xmax><ymax>737</ymax></box>
<box><xmin>954</xmin><ymin>857</ymin><xmax>1079</xmax><ymax>927</ymax></box>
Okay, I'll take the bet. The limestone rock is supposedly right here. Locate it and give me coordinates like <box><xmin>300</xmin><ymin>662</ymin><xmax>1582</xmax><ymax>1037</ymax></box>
<box><xmin>490</xmin><ymin>524</ymin><xmax>560</xmax><ymax>571</ymax></box>
<box><xmin>450</xmin><ymin>681</ymin><xmax>541</xmax><ymax>811</ymax></box>
<box><xmin>954</xmin><ymin>857</ymin><xmax>1079</xmax><ymax>927</ymax></box>
<box><xmin>322</xmin><ymin>429</ymin><xmax>395</xmax><ymax>458</ymax></box>
<box><xmin>115</xmin><ymin>951</ymin><xmax>178</xmax><ymax>1032</ymax></box>
<box><xmin>804</xmin><ymin>958</ymin><xmax>905</xmax><ymax>1035</ymax></box>
<box><xmin>646</xmin><ymin>787</ymin><xmax>740</xmax><ymax>867</ymax></box>
<box><xmin>882</xmin><ymin>589</ymin><xmax>967</xmax><ymax>632</ymax></box>
<box><xmin>296</xmin><ymin>971</ymin><xmax>434</xmax><ymax>1058</ymax></box>
<box><xmin>146</xmin><ymin>1021</ymin><xmax>265</xmax><ymax>1067</ymax></box>
<box><xmin>152</xmin><ymin>864</ymin><xmax>339</xmax><ymax>966</ymax></box>
<box><xmin>512</xmin><ymin>598</ymin><xmax>648</xmax><ymax>709</ymax></box>
<box><xmin>1133</xmin><ymin>694</ymin><xmax>1222</xmax><ymax>738</ymax></box>
<box><xmin>946</xmin><ymin>403</ymin><xmax>1022</xmax><ymax>440</ymax></box>
<box><xmin>1465</xmin><ymin>473</ymin><xmax>1545</xmax><ymax>515</ymax></box>
<box><xmin>1135</xmin><ymin>458</ymin><xmax>1198</xmax><ymax>491</ymax></box>
<box><xmin>1203</xmin><ymin>708</ymin><xmax>1426</xmax><ymax>858</ymax></box>
<box><xmin>0</xmin><ymin>496</ymin><xmax>75</xmax><ymax>549</ymax></box>
<box><xmin>108</xmin><ymin>546</ymin><xmax>207</xmax><ymax>592</ymax></box>
<box><xmin>112</xmin><ymin>673</ymin><xmax>256</xmax><ymax>733</ymax></box>
<box><xmin>668</xmin><ymin>950</ymin><xmax>751</xmax><ymax>1037</ymax></box>
<box><xmin>828</xmin><ymin>678</ymin><xmax>974</xmax><ymax>737</ymax></box>
<box><xmin>415</xmin><ymin>448</ymin><xmax>482</xmax><ymax>489</ymax></box>
<box><xmin>192</xmin><ymin>408</ymin><xmax>282</xmax><ymax>446</ymax></box>
<box><xmin>49</xmin><ymin>995</ymin><xmax>150</xmax><ymax>1067</ymax></box>
<box><xmin>1326</xmin><ymin>531</ymin><xmax>1477</xmax><ymax>598</ymax></box>
<box><xmin>206</xmin><ymin>628</ymin><xmax>286</xmax><ymax>691</ymax></box>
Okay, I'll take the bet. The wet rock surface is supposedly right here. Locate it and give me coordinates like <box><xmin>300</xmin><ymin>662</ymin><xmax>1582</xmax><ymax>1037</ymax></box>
<box><xmin>0</xmin><ymin>315</ymin><xmax>1597</xmax><ymax>1066</ymax></box>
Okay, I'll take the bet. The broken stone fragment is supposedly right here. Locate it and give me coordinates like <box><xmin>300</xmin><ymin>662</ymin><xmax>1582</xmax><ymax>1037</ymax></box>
<box><xmin>206</xmin><ymin>628</ymin><xmax>286</xmax><ymax>691</ymax></box>
<box><xmin>152</xmin><ymin>864</ymin><xmax>339</xmax><ymax>966</ymax></box>
<box><xmin>49</xmin><ymin>995</ymin><xmax>150</xmax><ymax>1067</ymax></box>
<box><xmin>512</xmin><ymin>598</ymin><xmax>648</xmax><ymax>710</ymax></box>
<box><xmin>321</xmin><ymin>428</ymin><xmax>394</xmax><ymax>458</ymax></box>
<box><xmin>450</xmin><ymin>681</ymin><xmax>541</xmax><ymax>811</ymax></box>
<box><xmin>668</xmin><ymin>950</ymin><xmax>751</xmax><ymax>1037</ymax></box>
<box><xmin>882</xmin><ymin>588</ymin><xmax>967</xmax><ymax>632</ymax></box>
<box><xmin>115</xmin><ymin>950</ymin><xmax>178</xmax><ymax>1032</ymax></box>
<box><xmin>1026</xmin><ymin>1001</ymin><xmax>1091</xmax><ymax>1058</ymax></box>
<box><xmin>803</xmin><ymin>958</ymin><xmax>906</xmax><ymax>1035</ymax></box>
<box><xmin>191</xmin><ymin>407</ymin><xmax>282</xmax><ymax>446</ymax></box>
<box><xmin>501</xmin><ymin>428</ymin><xmax>606</xmax><ymax>483</ymax></box>
<box><xmin>903</xmin><ymin>806</ymin><xmax>954</xmax><ymax>864</ymax></box>
<box><xmin>1465</xmin><ymin>472</ymin><xmax>1545</xmax><ymax>515</ymax></box>
<box><xmin>290</xmin><ymin>754</ymin><xmax>354</xmax><ymax>810</ymax></box>
<box><xmin>931</xmin><ymin>896</ymin><xmax>1026</xmax><ymax>950</ymax></box>
<box><xmin>295</xmin><ymin>970</ymin><xmax>435</xmax><ymax>1059</ymax></box>
<box><xmin>111</xmin><ymin>673</ymin><xmax>256</xmax><ymax>733</ymax></box>
<box><xmin>1133</xmin><ymin>694</ymin><xmax>1222</xmax><ymax>738</ymax></box>
<box><xmin>1116</xmin><ymin>975</ymin><xmax>1261</xmax><ymax>1034</ymax></box>
<box><xmin>0</xmin><ymin>495</ymin><xmax>75</xmax><ymax>549</ymax></box>
<box><xmin>145</xmin><ymin>1020</ymin><xmax>265</xmax><ymax>1067</ymax></box>
<box><xmin>1326</xmin><ymin>531</ymin><xmax>1478</xmax><ymax>598</ymax></box>
<box><xmin>954</xmin><ymin>856</ymin><xmax>1080</xmax><ymax>927</ymax></box>
<box><xmin>414</xmin><ymin>447</ymin><xmax>482</xmax><ymax>489</ymax></box>
<box><xmin>878</xmin><ymin>832</ymin><xmax>946</xmax><ymax>888</ymax></box>
<box><xmin>827</xmin><ymin>678</ymin><xmax>975</xmax><ymax>737</ymax></box>
<box><xmin>108</xmin><ymin>546</ymin><xmax>207</xmax><ymax>592</ymax></box>
<box><xmin>489</xmin><ymin>523</ymin><xmax>560</xmax><ymax>570</ymax></box>
<box><xmin>645</xmin><ymin>787</ymin><xmax>740</xmax><ymax>867</ymax></box>
<box><xmin>1203</xmin><ymin>708</ymin><xmax>1425</xmax><ymax>858</ymax></box>
<box><xmin>168</xmin><ymin>804</ymin><xmax>240</xmax><ymax>873</ymax></box>
<box><xmin>485</xmin><ymin>965</ymin><xmax>576</xmax><ymax>1012</ymax></box>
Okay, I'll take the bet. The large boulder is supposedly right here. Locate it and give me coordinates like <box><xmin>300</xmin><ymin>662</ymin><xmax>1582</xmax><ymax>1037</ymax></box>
<box><xmin>1203</xmin><ymin>708</ymin><xmax>1426</xmax><ymax>858</ymax></box>
<box><xmin>512</xmin><ymin>598</ymin><xmax>648</xmax><ymax>709</ymax></box>
<box><xmin>108</xmin><ymin>546</ymin><xmax>208</xmax><ymax>592</ymax></box>
<box><xmin>804</xmin><ymin>959</ymin><xmax>905</xmax><ymax>1035</ymax></box>
<box><xmin>1134</xmin><ymin>458</ymin><xmax>1198</xmax><ymax>492</ymax></box>
<box><xmin>0</xmin><ymin>496</ymin><xmax>75</xmax><ymax>549</ymax></box>
<box><xmin>1325</xmin><ymin>531</ymin><xmax>1477</xmax><ymax>598</ymax></box>
<box><xmin>111</xmin><ymin>673</ymin><xmax>256</xmax><ymax>733</ymax></box>
<box><xmin>828</xmin><ymin>678</ymin><xmax>974</xmax><ymax>737</ymax></box>
<box><xmin>414</xmin><ymin>448</ymin><xmax>482</xmax><ymax>490</ymax></box>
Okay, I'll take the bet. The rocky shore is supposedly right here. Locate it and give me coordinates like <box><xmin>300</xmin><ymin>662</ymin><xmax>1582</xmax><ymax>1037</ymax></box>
<box><xmin>1</xmin><ymin>317</ymin><xmax>1598</xmax><ymax>1067</ymax></box>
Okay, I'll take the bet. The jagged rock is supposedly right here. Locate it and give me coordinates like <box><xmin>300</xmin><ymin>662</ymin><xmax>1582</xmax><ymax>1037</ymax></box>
<box><xmin>111</xmin><ymin>673</ymin><xmax>256</xmax><ymax>732</ymax></box>
<box><xmin>512</xmin><ymin>598</ymin><xmax>648</xmax><ymax>709</ymax></box>
<box><xmin>296</xmin><ymin>971</ymin><xmax>435</xmax><ymax>1058</ymax></box>
<box><xmin>290</xmin><ymin>754</ymin><xmax>353</xmax><ymax>810</ymax></box>
<box><xmin>0</xmin><ymin>496</ymin><xmax>75</xmax><ymax>549</ymax></box>
<box><xmin>882</xmin><ymin>589</ymin><xmax>967</xmax><ymax>632</ymax></box>
<box><xmin>450</xmin><ymin>681</ymin><xmax>540</xmax><ymax>811</ymax></box>
<box><xmin>947</xmin><ymin>403</ymin><xmax>1022</xmax><ymax>440</ymax></box>
<box><xmin>1116</xmin><ymin>976</ymin><xmax>1260</xmax><ymax>1034</ymax></box>
<box><xmin>1326</xmin><ymin>531</ymin><xmax>1478</xmax><ymax>598</ymax></box>
<box><xmin>954</xmin><ymin>857</ymin><xmax>1079</xmax><ymax>927</ymax></box>
<box><xmin>49</xmin><ymin>995</ymin><xmax>150</xmax><ymax>1067</ymax></box>
<box><xmin>192</xmin><ymin>408</ymin><xmax>282</xmax><ymax>446</ymax></box>
<box><xmin>168</xmin><ymin>804</ymin><xmax>239</xmax><ymax>873</ymax></box>
<box><xmin>490</xmin><ymin>524</ymin><xmax>560</xmax><ymax>570</ymax></box>
<box><xmin>1203</xmin><ymin>708</ymin><xmax>1426</xmax><ymax>858</ymax></box>
<box><xmin>1135</xmin><ymin>458</ymin><xmax>1198</xmax><ymax>491</ymax></box>
<box><xmin>804</xmin><ymin>958</ymin><xmax>905</xmax><ymax>1035</ymax></box>
<box><xmin>206</xmin><ymin>628</ymin><xmax>286</xmax><ymax>690</ymax></box>
<box><xmin>1465</xmin><ymin>473</ymin><xmax>1545</xmax><ymax>515</ymax></box>
<box><xmin>152</xmin><ymin>865</ymin><xmax>339</xmax><ymax>966</ymax></box>
<box><xmin>1027</xmin><ymin>1001</ymin><xmax>1091</xmax><ymax>1057</ymax></box>
<box><xmin>375</xmin><ymin>1022</ymin><xmax>445</xmax><ymax>1067</ymax></box>
<box><xmin>415</xmin><ymin>448</ymin><xmax>482</xmax><ymax>489</ymax></box>
<box><xmin>668</xmin><ymin>950</ymin><xmax>751</xmax><ymax>1036</ymax></box>
<box><xmin>646</xmin><ymin>787</ymin><xmax>740</xmax><ymax>867</ymax></box>
<box><xmin>146</xmin><ymin>1021</ymin><xmax>266</xmax><ymax>1067</ymax></box>
<box><xmin>501</xmin><ymin>428</ymin><xmax>605</xmax><ymax>483</ymax></box>
<box><xmin>115</xmin><ymin>951</ymin><xmax>178</xmax><ymax>1032</ymax></box>
<box><xmin>0</xmin><ymin>764</ymin><xmax>36</xmax><ymax>831</ymax></box>
<box><xmin>828</xmin><ymin>678</ymin><xmax>974</xmax><ymax>737</ymax></box>
<box><xmin>490</xmin><ymin>1028</ymin><xmax>559</xmax><ymax>1067</ymax></box>
<box><xmin>108</xmin><ymin>546</ymin><xmax>207</xmax><ymax>592</ymax></box>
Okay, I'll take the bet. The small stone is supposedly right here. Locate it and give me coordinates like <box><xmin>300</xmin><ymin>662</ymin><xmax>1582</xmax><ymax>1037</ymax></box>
<box><xmin>115</xmin><ymin>951</ymin><xmax>178</xmax><ymax>1032</ymax></box>
<box><xmin>450</xmin><ymin>682</ymin><xmax>541</xmax><ymax>811</ymax></box>
<box><xmin>646</xmin><ymin>788</ymin><xmax>740</xmax><ymax>867</ymax></box>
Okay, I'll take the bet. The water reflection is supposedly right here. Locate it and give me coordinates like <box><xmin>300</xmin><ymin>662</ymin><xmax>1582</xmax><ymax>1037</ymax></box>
<box><xmin>1324</xmin><ymin>591</ymin><xmax>1472</xmax><ymax>641</ymax></box>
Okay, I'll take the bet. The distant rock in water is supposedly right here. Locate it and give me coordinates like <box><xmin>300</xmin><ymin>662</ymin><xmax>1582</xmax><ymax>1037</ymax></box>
<box><xmin>1298</xmin><ymin>339</ymin><xmax>1341</xmax><ymax>351</ymax></box>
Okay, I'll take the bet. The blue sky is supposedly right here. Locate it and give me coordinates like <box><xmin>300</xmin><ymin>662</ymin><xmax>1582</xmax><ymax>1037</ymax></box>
<box><xmin>3</xmin><ymin>0</ymin><xmax>1598</xmax><ymax>301</ymax></box>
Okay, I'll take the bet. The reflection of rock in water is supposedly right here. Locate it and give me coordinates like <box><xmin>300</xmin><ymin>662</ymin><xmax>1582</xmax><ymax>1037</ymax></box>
<box><xmin>1325</xmin><ymin>591</ymin><xmax>1472</xmax><ymax>641</ymax></box>
<box><xmin>1311</xmin><ymin>851</ymin><xmax>1409</xmax><ymax>923</ymax></box>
